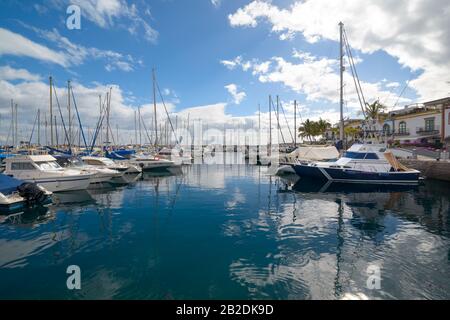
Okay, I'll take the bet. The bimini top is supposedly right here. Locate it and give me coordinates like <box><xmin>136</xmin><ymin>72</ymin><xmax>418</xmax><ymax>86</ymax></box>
<box><xmin>0</xmin><ymin>174</ymin><xmax>23</xmax><ymax>195</ymax></box>
<box><xmin>4</xmin><ymin>155</ymin><xmax>57</xmax><ymax>163</ymax></box>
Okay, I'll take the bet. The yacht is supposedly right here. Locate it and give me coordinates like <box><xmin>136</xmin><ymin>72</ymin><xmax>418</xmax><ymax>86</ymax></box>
<box><xmin>3</xmin><ymin>155</ymin><xmax>92</xmax><ymax>192</ymax></box>
<box><xmin>290</xmin><ymin>144</ymin><xmax>420</xmax><ymax>185</ymax></box>
<box><xmin>81</xmin><ymin>156</ymin><xmax>141</xmax><ymax>174</ymax></box>
<box><xmin>56</xmin><ymin>157</ymin><xmax>122</xmax><ymax>184</ymax></box>
<box><xmin>126</xmin><ymin>153</ymin><xmax>176</xmax><ymax>171</ymax></box>
<box><xmin>157</xmin><ymin>147</ymin><xmax>192</xmax><ymax>165</ymax></box>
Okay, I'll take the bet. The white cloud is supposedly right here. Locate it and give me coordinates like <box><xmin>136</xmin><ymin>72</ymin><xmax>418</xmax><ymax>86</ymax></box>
<box><xmin>228</xmin><ymin>0</ymin><xmax>450</xmax><ymax>100</ymax></box>
<box><xmin>386</xmin><ymin>82</ymin><xmax>400</xmax><ymax>88</ymax></box>
<box><xmin>225</xmin><ymin>83</ymin><xmax>247</xmax><ymax>104</ymax></box>
<box><xmin>52</xmin><ymin>0</ymin><xmax>158</xmax><ymax>43</ymax></box>
<box><xmin>10</xmin><ymin>25</ymin><xmax>137</xmax><ymax>72</ymax></box>
<box><xmin>0</xmin><ymin>28</ymin><xmax>69</xmax><ymax>67</ymax></box>
<box><xmin>0</xmin><ymin>66</ymin><xmax>41</xmax><ymax>82</ymax></box>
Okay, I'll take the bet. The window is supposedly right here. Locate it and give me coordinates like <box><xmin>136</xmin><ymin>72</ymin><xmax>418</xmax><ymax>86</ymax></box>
<box><xmin>448</xmin><ymin>112</ymin><xmax>450</xmax><ymax>125</ymax></box>
<box><xmin>344</xmin><ymin>152</ymin><xmax>379</xmax><ymax>159</ymax></box>
<box><xmin>383</xmin><ymin>124</ymin><xmax>391</xmax><ymax>134</ymax></box>
<box><xmin>11</xmin><ymin>162</ymin><xmax>36</xmax><ymax>170</ymax></box>
<box><xmin>399</xmin><ymin>121</ymin><xmax>407</xmax><ymax>134</ymax></box>
<box><xmin>36</xmin><ymin>161</ymin><xmax>62</xmax><ymax>170</ymax></box>
<box><xmin>425</xmin><ymin>118</ymin><xmax>435</xmax><ymax>132</ymax></box>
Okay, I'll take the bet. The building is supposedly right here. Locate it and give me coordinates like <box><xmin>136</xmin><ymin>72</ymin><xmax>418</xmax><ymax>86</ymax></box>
<box><xmin>385</xmin><ymin>97</ymin><xmax>450</xmax><ymax>147</ymax></box>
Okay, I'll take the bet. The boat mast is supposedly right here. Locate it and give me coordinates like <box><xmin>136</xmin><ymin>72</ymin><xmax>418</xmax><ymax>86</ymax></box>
<box><xmin>269</xmin><ymin>95</ymin><xmax>272</xmax><ymax>155</ymax></box>
<box><xmin>339</xmin><ymin>22</ymin><xmax>344</xmax><ymax>143</ymax></box>
<box><xmin>37</xmin><ymin>109</ymin><xmax>40</xmax><ymax>146</ymax></box>
<box><xmin>294</xmin><ymin>100</ymin><xmax>297</xmax><ymax>147</ymax></box>
<box><xmin>152</xmin><ymin>68</ymin><xmax>158</xmax><ymax>147</ymax></box>
<box><xmin>49</xmin><ymin>76</ymin><xmax>54</xmax><ymax>146</ymax></box>
<box><xmin>68</xmin><ymin>80</ymin><xmax>71</xmax><ymax>146</ymax></box>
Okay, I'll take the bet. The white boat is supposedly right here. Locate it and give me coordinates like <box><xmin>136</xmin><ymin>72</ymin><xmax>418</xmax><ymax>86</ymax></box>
<box><xmin>276</xmin><ymin>145</ymin><xmax>339</xmax><ymax>175</ymax></box>
<box><xmin>290</xmin><ymin>144</ymin><xmax>421</xmax><ymax>185</ymax></box>
<box><xmin>81</xmin><ymin>156</ymin><xmax>140</xmax><ymax>174</ymax></box>
<box><xmin>157</xmin><ymin>147</ymin><xmax>192</xmax><ymax>165</ymax></box>
<box><xmin>127</xmin><ymin>153</ymin><xmax>176</xmax><ymax>171</ymax></box>
<box><xmin>57</xmin><ymin>157</ymin><xmax>122</xmax><ymax>184</ymax></box>
<box><xmin>4</xmin><ymin>155</ymin><xmax>92</xmax><ymax>192</ymax></box>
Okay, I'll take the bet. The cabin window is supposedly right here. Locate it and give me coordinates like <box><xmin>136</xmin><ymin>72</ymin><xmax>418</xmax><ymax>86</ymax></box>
<box><xmin>344</xmin><ymin>152</ymin><xmax>379</xmax><ymax>159</ymax></box>
<box><xmin>11</xmin><ymin>162</ymin><xmax>36</xmax><ymax>170</ymax></box>
<box><xmin>425</xmin><ymin>118</ymin><xmax>435</xmax><ymax>132</ymax></box>
<box><xmin>398</xmin><ymin>121</ymin><xmax>407</xmax><ymax>134</ymax></box>
<box><xmin>37</xmin><ymin>161</ymin><xmax>61</xmax><ymax>170</ymax></box>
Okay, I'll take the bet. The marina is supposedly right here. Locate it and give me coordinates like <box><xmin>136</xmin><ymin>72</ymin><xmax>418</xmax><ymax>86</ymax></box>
<box><xmin>0</xmin><ymin>164</ymin><xmax>449</xmax><ymax>299</ymax></box>
<box><xmin>0</xmin><ymin>0</ymin><xmax>449</xmax><ymax>304</ymax></box>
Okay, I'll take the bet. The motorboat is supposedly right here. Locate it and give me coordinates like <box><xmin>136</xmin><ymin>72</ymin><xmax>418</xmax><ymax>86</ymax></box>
<box><xmin>55</xmin><ymin>156</ymin><xmax>122</xmax><ymax>184</ymax></box>
<box><xmin>0</xmin><ymin>173</ymin><xmax>52</xmax><ymax>213</ymax></box>
<box><xmin>290</xmin><ymin>144</ymin><xmax>420</xmax><ymax>185</ymax></box>
<box><xmin>3</xmin><ymin>155</ymin><xmax>93</xmax><ymax>192</ymax></box>
<box><xmin>81</xmin><ymin>156</ymin><xmax>141</xmax><ymax>174</ymax></box>
<box><xmin>157</xmin><ymin>147</ymin><xmax>192</xmax><ymax>165</ymax></box>
<box><xmin>126</xmin><ymin>153</ymin><xmax>176</xmax><ymax>171</ymax></box>
<box><xmin>276</xmin><ymin>145</ymin><xmax>339</xmax><ymax>175</ymax></box>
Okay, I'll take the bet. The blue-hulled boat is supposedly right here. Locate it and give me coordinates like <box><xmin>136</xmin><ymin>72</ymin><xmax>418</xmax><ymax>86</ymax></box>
<box><xmin>291</xmin><ymin>144</ymin><xmax>421</xmax><ymax>185</ymax></box>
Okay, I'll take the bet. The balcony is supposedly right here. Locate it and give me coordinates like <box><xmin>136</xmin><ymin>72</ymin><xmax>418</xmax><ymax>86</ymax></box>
<box><xmin>394</xmin><ymin>129</ymin><xmax>410</xmax><ymax>136</ymax></box>
<box><xmin>416</xmin><ymin>126</ymin><xmax>440</xmax><ymax>135</ymax></box>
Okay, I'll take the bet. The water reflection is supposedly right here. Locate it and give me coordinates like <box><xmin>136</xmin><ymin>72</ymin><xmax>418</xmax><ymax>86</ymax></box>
<box><xmin>0</xmin><ymin>165</ymin><xmax>449</xmax><ymax>299</ymax></box>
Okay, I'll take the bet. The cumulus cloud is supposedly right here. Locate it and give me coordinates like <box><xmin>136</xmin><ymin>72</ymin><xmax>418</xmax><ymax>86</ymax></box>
<box><xmin>52</xmin><ymin>0</ymin><xmax>158</xmax><ymax>43</ymax></box>
<box><xmin>228</xmin><ymin>0</ymin><xmax>450</xmax><ymax>100</ymax></box>
<box><xmin>225</xmin><ymin>84</ymin><xmax>247</xmax><ymax>104</ymax></box>
<box><xmin>0</xmin><ymin>28</ymin><xmax>69</xmax><ymax>67</ymax></box>
<box><xmin>0</xmin><ymin>66</ymin><xmax>42</xmax><ymax>82</ymax></box>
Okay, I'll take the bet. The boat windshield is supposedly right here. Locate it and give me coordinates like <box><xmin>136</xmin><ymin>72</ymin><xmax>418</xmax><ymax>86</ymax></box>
<box><xmin>343</xmin><ymin>152</ymin><xmax>379</xmax><ymax>160</ymax></box>
<box><xmin>102</xmin><ymin>159</ymin><xmax>116</xmax><ymax>166</ymax></box>
<box><xmin>37</xmin><ymin>161</ymin><xmax>62</xmax><ymax>170</ymax></box>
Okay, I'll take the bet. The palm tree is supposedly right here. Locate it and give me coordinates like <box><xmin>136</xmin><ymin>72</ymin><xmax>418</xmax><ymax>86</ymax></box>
<box><xmin>316</xmin><ymin>118</ymin><xmax>331</xmax><ymax>136</ymax></box>
<box><xmin>298</xmin><ymin>119</ymin><xmax>316</xmax><ymax>143</ymax></box>
<box><xmin>364</xmin><ymin>100</ymin><xmax>386</xmax><ymax>121</ymax></box>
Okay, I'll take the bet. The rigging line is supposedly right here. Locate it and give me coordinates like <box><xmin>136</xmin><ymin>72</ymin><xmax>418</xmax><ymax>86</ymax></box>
<box><xmin>155</xmin><ymin>79</ymin><xmax>179</xmax><ymax>145</ymax></box>
<box><xmin>70</xmin><ymin>85</ymin><xmax>88</xmax><ymax>149</ymax></box>
<box><xmin>391</xmin><ymin>79</ymin><xmax>411</xmax><ymax>111</ymax></box>
<box><xmin>90</xmin><ymin>93</ymin><xmax>109</xmax><ymax>152</ymax></box>
<box><xmin>279</xmin><ymin>100</ymin><xmax>295</xmax><ymax>143</ymax></box>
<box><xmin>270</xmin><ymin>98</ymin><xmax>286</xmax><ymax>144</ymax></box>
<box><xmin>343</xmin><ymin>29</ymin><xmax>366</xmax><ymax>118</ymax></box>
<box><xmin>28</xmin><ymin>111</ymin><xmax>38</xmax><ymax>145</ymax></box>
<box><xmin>139</xmin><ymin>108</ymin><xmax>153</xmax><ymax>145</ymax></box>
<box><xmin>52</xmin><ymin>82</ymin><xmax>72</xmax><ymax>152</ymax></box>
<box><xmin>343</xmin><ymin>29</ymin><xmax>367</xmax><ymax>116</ymax></box>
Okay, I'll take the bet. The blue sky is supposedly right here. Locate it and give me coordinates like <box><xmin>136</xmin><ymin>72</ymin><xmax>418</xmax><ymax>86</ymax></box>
<box><xmin>0</xmin><ymin>0</ymin><xmax>448</xmax><ymax>144</ymax></box>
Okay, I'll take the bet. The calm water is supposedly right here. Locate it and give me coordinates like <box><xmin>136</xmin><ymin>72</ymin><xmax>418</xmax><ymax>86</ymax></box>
<box><xmin>0</xmin><ymin>164</ymin><xmax>449</xmax><ymax>300</ymax></box>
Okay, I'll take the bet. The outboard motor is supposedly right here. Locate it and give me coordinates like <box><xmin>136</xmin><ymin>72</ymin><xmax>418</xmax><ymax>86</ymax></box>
<box><xmin>17</xmin><ymin>183</ymin><xmax>48</xmax><ymax>205</ymax></box>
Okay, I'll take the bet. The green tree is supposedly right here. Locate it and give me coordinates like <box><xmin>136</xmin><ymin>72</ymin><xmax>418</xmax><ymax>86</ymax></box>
<box><xmin>364</xmin><ymin>100</ymin><xmax>386</xmax><ymax>121</ymax></box>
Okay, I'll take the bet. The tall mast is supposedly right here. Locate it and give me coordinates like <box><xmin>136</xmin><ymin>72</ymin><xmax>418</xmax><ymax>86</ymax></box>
<box><xmin>68</xmin><ymin>80</ymin><xmax>71</xmax><ymax>146</ymax></box>
<box><xmin>134</xmin><ymin>109</ymin><xmax>137</xmax><ymax>145</ymax></box>
<box><xmin>138</xmin><ymin>106</ymin><xmax>142</xmax><ymax>146</ymax></box>
<box><xmin>258</xmin><ymin>103</ymin><xmax>261</xmax><ymax>147</ymax></box>
<box><xmin>269</xmin><ymin>95</ymin><xmax>272</xmax><ymax>154</ymax></box>
<box><xmin>152</xmin><ymin>68</ymin><xmax>158</xmax><ymax>147</ymax></box>
<box><xmin>49</xmin><ymin>76</ymin><xmax>54</xmax><ymax>146</ymax></box>
<box><xmin>10</xmin><ymin>99</ymin><xmax>14</xmax><ymax>146</ymax></box>
<box><xmin>15</xmin><ymin>103</ymin><xmax>18</xmax><ymax>147</ymax></box>
<box><xmin>339</xmin><ymin>21</ymin><xmax>344</xmax><ymax>142</ymax></box>
<box><xmin>37</xmin><ymin>109</ymin><xmax>41</xmax><ymax>146</ymax></box>
<box><xmin>294</xmin><ymin>100</ymin><xmax>297</xmax><ymax>147</ymax></box>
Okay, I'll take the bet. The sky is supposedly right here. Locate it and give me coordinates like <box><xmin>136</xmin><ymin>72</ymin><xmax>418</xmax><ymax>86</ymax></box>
<box><xmin>0</xmin><ymin>0</ymin><xmax>449</xmax><ymax>145</ymax></box>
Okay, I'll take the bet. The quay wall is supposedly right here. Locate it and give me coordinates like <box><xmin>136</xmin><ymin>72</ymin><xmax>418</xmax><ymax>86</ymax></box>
<box><xmin>400</xmin><ymin>159</ymin><xmax>450</xmax><ymax>182</ymax></box>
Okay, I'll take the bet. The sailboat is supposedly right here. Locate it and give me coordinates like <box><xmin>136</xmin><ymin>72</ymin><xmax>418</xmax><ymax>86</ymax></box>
<box><xmin>290</xmin><ymin>23</ymin><xmax>420</xmax><ymax>185</ymax></box>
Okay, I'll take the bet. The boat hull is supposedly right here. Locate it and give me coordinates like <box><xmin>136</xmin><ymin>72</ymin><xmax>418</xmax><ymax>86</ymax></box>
<box><xmin>291</xmin><ymin>164</ymin><xmax>420</xmax><ymax>185</ymax></box>
<box><xmin>25</xmin><ymin>176</ymin><xmax>92</xmax><ymax>192</ymax></box>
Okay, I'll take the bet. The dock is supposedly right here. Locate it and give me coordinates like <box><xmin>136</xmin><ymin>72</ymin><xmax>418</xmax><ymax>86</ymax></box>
<box><xmin>400</xmin><ymin>159</ymin><xmax>450</xmax><ymax>182</ymax></box>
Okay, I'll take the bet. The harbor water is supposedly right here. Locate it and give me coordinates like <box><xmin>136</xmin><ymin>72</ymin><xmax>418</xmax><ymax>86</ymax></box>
<box><xmin>0</xmin><ymin>164</ymin><xmax>449</xmax><ymax>299</ymax></box>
